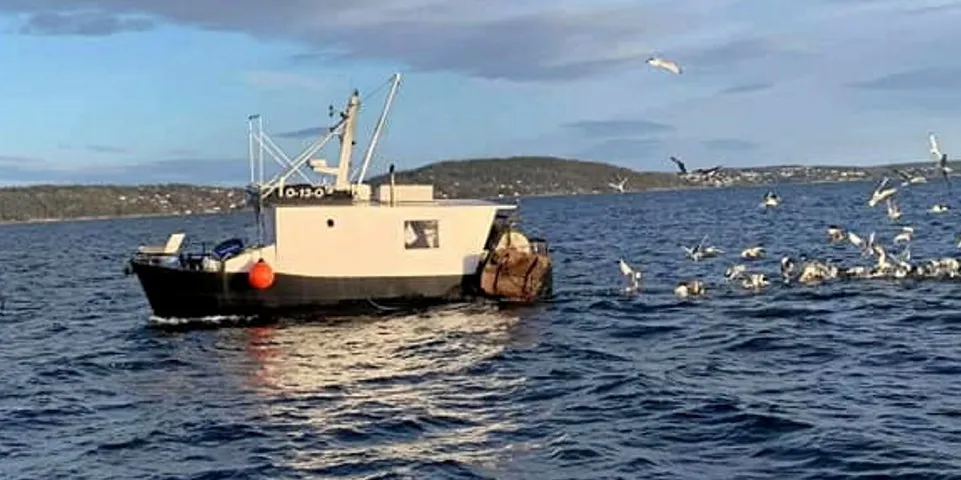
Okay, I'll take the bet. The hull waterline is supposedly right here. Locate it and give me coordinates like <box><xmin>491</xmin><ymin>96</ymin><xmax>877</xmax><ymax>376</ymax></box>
<box><xmin>129</xmin><ymin>260</ymin><xmax>553</xmax><ymax>319</ymax></box>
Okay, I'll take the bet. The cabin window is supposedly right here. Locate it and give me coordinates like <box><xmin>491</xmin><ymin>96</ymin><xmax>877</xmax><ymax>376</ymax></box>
<box><xmin>404</xmin><ymin>220</ymin><xmax>439</xmax><ymax>249</ymax></box>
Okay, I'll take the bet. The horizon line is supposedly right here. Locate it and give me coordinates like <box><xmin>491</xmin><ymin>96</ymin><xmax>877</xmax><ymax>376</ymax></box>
<box><xmin>0</xmin><ymin>154</ymin><xmax>941</xmax><ymax>189</ymax></box>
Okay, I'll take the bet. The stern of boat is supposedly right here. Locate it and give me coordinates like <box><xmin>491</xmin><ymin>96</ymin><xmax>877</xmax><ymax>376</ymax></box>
<box><xmin>476</xmin><ymin>225</ymin><xmax>554</xmax><ymax>304</ymax></box>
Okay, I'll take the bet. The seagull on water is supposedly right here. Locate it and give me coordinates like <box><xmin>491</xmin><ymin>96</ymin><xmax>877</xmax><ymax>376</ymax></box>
<box><xmin>646</xmin><ymin>56</ymin><xmax>682</xmax><ymax>75</ymax></box>
<box><xmin>780</xmin><ymin>256</ymin><xmax>797</xmax><ymax>283</ymax></box>
<box><xmin>741</xmin><ymin>246</ymin><xmax>765</xmax><ymax>260</ymax></box>
<box><xmin>827</xmin><ymin>225</ymin><xmax>845</xmax><ymax>243</ymax></box>
<box><xmin>725</xmin><ymin>264</ymin><xmax>747</xmax><ymax>280</ymax></box>
<box><xmin>762</xmin><ymin>191</ymin><xmax>780</xmax><ymax>208</ymax></box>
<box><xmin>930</xmin><ymin>203</ymin><xmax>950</xmax><ymax>213</ymax></box>
<box><xmin>674</xmin><ymin>280</ymin><xmax>705</xmax><ymax>298</ymax></box>
<box><xmin>741</xmin><ymin>273</ymin><xmax>769</xmax><ymax>291</ymax></box>
<box><xmin>682</xmin><ymin>235</ymin><xmax>722</xmax><ymax>261</ymax></box>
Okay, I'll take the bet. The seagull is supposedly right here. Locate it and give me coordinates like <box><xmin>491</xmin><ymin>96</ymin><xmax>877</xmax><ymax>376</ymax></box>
<box><xmin>761</xmin><ymin>191</ymin><xmax>780</xmax><ymax>208</ymax></box>
<box><xmin>608</xmin><ymin>177</ymin><xmax>628</xmax><ymax>193</ymax></box>
<box><xmin>848</xmin><ymin>231</ymin><xmax>865</xmax><ymax>251</ymax></box>
<box><xmin>891</xmin><ymin>167</ymin><xmax>927</xmax><ymax>186</ymax></box>
<box><xmin>780</xmin><ymin>256</ymin><xmax>797</xmax><ymax>282</ymax></box>
<box><xmin>930</xmin><ymin>132</ymin><xmax>952</xmax><ymax>187</ymax></box>
<box><xmin>674</xmin><ymin>280</ymin><xmax>705</xmax><ymax>298</ymax></box>
<box><xmin>617</xmin><ymin>259</ymin><xmax>642</xmax><ymax>292</ymax></box>
<box><xmin>741</xmin><ymin>246</ymin><xmax>765</xmax><ymax>260</ymax></box>
<box><xmin>930</xmin><ymin>203</ymin><xmax>950</xmax><ymax>213</ymax></box>
<box><xmin>693</xmin><ymin>166</ymin><xmax>723</xmax><ymax>176</ymax></box>
<box><xmin>647</xmin><ymin>56</ymin><xmax>682</xmax><ymax>74</ymax></box>
<box><xmin>868</xmin><ymin>177</ymin><xmax>897</xmax><ymax>207</ymax></box>
<box><xmin>886</xmin><ymin>198</ymin><xmax>901</xmax><ymax>220</ymax></box>
<box><xmin>797</xmin><ymin>260</ymin><xmax>836</xmax><ymax>285</ymax></box>
<box><xmin>827</xmin><ymin>225</ymin><xmax>845</xmax><ymax>243</ymax></box>
<box><xmin>893</xmin><ymin>226</ymin><xmax>914</xmax><ymax>244</ymax></box>
<box><xmin>725</xmin><ymin>264</ymin><xmax>747</xmax><ymax>280</ymax></box>
<box><xmin>682</xmin><ymin>235</ymin><xmax>722</xmax><ymax>261</ymax></box>
<box><xmin>669</xmin><ymin>156</ymin><xmax>687</xmax><ymax>175</ymax></box>
<box><xmin>741</xmin><ymin>273</ymin><xmax>769</xmax><ymax>291</ymax></box>
<box><xmin>862</xmin><ymin>231</ymin><xmax>877</xmax><ymax>257</ymax></box>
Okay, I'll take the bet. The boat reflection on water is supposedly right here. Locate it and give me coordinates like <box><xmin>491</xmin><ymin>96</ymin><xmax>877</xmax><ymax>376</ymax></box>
<box><xmin>241</xmin><ymin>303</ymin><xmax>542</xmax><ymax>476</ymax></box>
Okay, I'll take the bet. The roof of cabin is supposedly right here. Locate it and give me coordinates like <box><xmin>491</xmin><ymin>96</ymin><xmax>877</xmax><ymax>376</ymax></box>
<box><xmin>267</xmin><ymin>198</ymin><xmax>517</xmax><ymax>209</ymax></box>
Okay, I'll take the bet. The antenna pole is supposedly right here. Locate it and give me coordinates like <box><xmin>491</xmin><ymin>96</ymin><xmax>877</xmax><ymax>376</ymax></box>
<box><xmin>247</xmin><ymin>114</ymin><xmax>257</xmax><ymax>184</ymax></box>
<box><xmin>257</xmin><ymin>115</ymin><xmax>265</xmax><ymax>184</ymax></box>
<box><xmin>357</xmin><ymin>72</ymin><xmax>402</xmax><ymax>185</ymax></box>
<box><xmin>389</xmin><ymin>164</ymin><xmax>396</xmax><ymax>206</ymax></box>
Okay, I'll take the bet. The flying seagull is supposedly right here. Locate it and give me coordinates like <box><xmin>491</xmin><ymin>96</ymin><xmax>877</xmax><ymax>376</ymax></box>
<box><xmin>693</xmin><ymin>165</ymin><xmax>722</xmax><ymax>176</ymax></box>
<box><xmin>608</xmin><ymin>177</ymin><xmax>628</xmax><ymax>193</ymax></box>
<box><xmin>646</xmin><ymin>56</ymin><xmax>682</xmax><ymax>75</ymax></box>
<box><xmin>868</xmin><ymin>177</ymin><xmax>897</xmax><ymax>207</ymax></box>
<box><xmin>890</xmin><ymin>167</ymin><xmax>926</xmax><ymax>186</ymax></box>
<box><xmin>929</xmin><ymin>132</ymin><xmax>952</xmax><ymax>188</ymax></box>
<box><xmin>669</xmin><ymin>156</ymin><xmax>687</xmax><ymax>175</ymax></box>
<box><xmin>618</xmin><ymin>259</ymin><xmax>642</xmax><ymax>292</ymax></box>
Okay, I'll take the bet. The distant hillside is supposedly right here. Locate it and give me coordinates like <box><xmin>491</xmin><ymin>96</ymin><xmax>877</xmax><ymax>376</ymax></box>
<box><xmin>367</xmin><ymin>156</ymin><xmax>688</xmax><ymax>198</ymax></box>
<box><xmin>0</xmin><ymin>184</ymin><xmax>244</xmax><ymax>223</ymax></box>
<box><xmin>0</xmin><ymin>155</ymin><xmax>945</xmax><ymax>223</ymax></box>
<box><xmin>364</xmin><ymin>155</ymin><xmax>941</xmax><ymax>198</ymax></box>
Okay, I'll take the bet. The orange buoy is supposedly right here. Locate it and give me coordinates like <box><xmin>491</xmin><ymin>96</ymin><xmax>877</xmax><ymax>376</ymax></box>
<box><xmin>248</xmin><ymin>259</ymin><xmax>275</xmax><ymax>290</ymax></box>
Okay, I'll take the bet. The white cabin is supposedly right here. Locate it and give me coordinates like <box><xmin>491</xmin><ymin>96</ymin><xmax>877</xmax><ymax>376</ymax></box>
<box><xmin>221</xmin><ymin>194</ymin><xmax>514</xmax><ymax>279</ymax></box>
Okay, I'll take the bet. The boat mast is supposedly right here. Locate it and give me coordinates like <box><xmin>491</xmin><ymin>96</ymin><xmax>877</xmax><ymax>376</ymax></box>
<box><xmin>334</xmin><ymin>90</ymin><xmax>361</xmax><ymax>190</ymax></box>
<box><xmin>246</xmin><ymin>114</ymin><xmax>265</xmax><ymax>245</ymax></box>
<box><xmin>356</xmin><ymin>73</ymin><xmax>402</xmax><ymax>185</ymax></box>
<box><xmin>250</xmin><ymin>72</ymin><xmax>400</xmax><ymax>199</ymax></box>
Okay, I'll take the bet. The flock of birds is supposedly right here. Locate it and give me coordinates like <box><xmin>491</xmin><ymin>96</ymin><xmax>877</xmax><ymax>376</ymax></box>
<box><xmin>602</xmin><ymin>55</ymin><xmax>735</xmax><ymax>194</ymax></box>
<box><xmin>615</xmin><ymin>133</ymin><xmax>961</xmax><ymax>299</ymax></box>
<box><xmin>607</xmin><ymin>156</ymin><xmax>722</xmax><ymax>193</ymax></box>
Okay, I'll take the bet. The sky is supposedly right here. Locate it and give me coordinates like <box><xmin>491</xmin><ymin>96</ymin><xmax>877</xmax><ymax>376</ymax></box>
<box><xmin>2</xmin><ymin>0</ymin><xmax>961</xmax><ymax>185</ymax></box>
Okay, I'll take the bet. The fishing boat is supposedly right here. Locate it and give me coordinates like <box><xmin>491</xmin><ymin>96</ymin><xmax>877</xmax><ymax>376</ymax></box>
<box><xmin>125</xmin><ymin>73</ymin><xmax>553</xmax><ymax>319</ymax></box>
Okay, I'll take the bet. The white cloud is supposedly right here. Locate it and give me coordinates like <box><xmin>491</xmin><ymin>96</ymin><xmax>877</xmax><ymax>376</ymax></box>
<box><xmin>2</xmin><ymin>0</ymin><xmax>961</xmax><ymax>170</ymax></box>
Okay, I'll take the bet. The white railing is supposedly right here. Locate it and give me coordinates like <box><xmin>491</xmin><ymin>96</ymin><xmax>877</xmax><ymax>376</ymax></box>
<box><xmin>245</xmin><ymin>72</ymin><xmax>403</xmax><ymax>201</ymax></box>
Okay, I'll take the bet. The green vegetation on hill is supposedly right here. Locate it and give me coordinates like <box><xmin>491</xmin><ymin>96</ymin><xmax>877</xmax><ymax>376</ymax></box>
<box><xmin>0</xmin><ymin>184</ymin><xmax>244</xmax><ymax>222</ymax></box>
<box><xmin>366</xmin><ymin>156</ymin><xmax>687</xmax><ymax>198</ymax></box>
<box><xmin>0</xmin><ymin>155</ymin><xmax>942</xmax><ymax>223</ymax></box>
